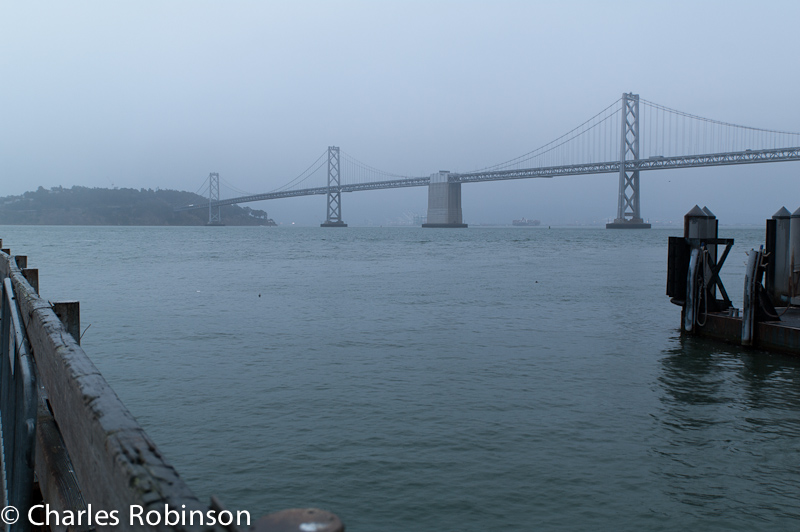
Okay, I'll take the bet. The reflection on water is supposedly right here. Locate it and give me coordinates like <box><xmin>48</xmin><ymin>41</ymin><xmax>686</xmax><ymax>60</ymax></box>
<box><xmin>655</xmin><ymin>336</ymin><xmax>800</xmax><ymax>528</ymax></box>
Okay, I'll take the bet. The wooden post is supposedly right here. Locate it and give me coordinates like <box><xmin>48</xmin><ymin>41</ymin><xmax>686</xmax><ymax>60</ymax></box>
<box><xmin>53</xmin><ymin>301</ymin><xmax>81</xmax><ymax>345</ymax></box>
<box><xmin>22</xmin><ymin>268</ymin><xmax>39</xmax><ymax>294</ymax></box>
<box><xmin>15</xmin><ymin>255</ymin><xmax>27</xmax><ymax>269</ymax></box>
<box><xmin>35</xmin><ymin>397</ymin><xmax>91</xmax><ymax>532</ymax></box>
<box><xmin>22</xmin><ymin>268</ymin><xmax>39</xmax><ymax>295</ymax></box>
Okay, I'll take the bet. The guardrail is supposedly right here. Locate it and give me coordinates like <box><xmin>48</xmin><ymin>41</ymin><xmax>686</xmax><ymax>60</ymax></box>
<box><xmin>1</xmin><ymin>275</ymin><xmax>38</xmax><ymax>532</ymax></box>
<box><xmin>0</xmin><ymin>238</ymin><xmax>343</xmax><ymax>532</ymax></box>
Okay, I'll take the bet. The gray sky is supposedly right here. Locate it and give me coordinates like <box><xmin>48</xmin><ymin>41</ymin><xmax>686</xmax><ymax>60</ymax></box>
<box><xmin>2</xmin><ymin>0</ymin><xmax>799</xmax><ymax>225</ymax></box>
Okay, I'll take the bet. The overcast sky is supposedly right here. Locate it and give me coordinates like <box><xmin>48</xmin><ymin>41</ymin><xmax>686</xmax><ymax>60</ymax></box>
<box><xmin>2</xmin><ymin>1</ymin><xmax>799</xmax><ymax>225</ymax></box>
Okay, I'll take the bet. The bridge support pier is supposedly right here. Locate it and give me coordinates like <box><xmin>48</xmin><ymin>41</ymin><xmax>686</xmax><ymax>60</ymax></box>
<box><xmin>321</xmin><ymin>146</ymin><xmax>348</xmax><ymax>227</ymax></box>
<box><xmin>607</xmin><ymin>93</ymin><xmax>650</xmax><ymax>229</ymax></box>
<box><xmin>422</xmin><ymin>171</ymin><xmax>467</xmax><ymax>228</ymax></box>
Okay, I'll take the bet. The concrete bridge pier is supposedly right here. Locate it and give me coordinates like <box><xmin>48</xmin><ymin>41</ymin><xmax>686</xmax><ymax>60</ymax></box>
<box><xmin>422</xmin><ymin>171</ymin><xmax>467</xmax><ymax>228</ymax></box>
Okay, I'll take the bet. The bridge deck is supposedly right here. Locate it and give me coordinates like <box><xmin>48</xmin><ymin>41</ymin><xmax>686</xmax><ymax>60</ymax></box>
<box><xmin>175</xmin><ymin>147</ymin><xmax>800</xmax><ymax>213</ymax></box>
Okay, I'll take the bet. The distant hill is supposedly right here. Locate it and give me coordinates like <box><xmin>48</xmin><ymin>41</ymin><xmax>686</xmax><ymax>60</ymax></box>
<box><xmin>0</xmin><ymin>186</ymin><xmax>277</xmax><ymax>226</ymax></box>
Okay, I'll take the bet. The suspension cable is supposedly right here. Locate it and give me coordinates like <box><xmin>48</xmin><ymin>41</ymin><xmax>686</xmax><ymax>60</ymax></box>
<box><xmin>473</xmin><ymin>98</ymin><xmax>623</xmax><ymax>172</ymax></box>
<box><xmin>270</xmin><ymin>150</ymin><xmax>328</xmax><ymax>192</ymax></box>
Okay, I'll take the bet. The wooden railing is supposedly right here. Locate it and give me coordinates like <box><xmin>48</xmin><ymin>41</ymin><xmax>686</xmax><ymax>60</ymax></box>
<box><xmin>0</xmin><ymin>239</ymin><xmax>343</xmax><ymax>532</ymax></box>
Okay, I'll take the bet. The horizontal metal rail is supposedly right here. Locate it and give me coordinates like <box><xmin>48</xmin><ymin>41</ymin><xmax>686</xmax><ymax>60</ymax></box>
<box><xmin>174</xmin><ymin>146</ymin><xmax>800</xmax><ymax>212</ymax></box>
<box><xmin>632</xmin><ymin>146</ymin><xmax>800</xmax><ymax>171</ymax></box>
<box><xmin>451</xmin><ymin>161</ymin><xmax>617</xmax><ymax>183</ymax></box>
<box><xmin>0</xmin><ymin>277</ymin><xmax>37</xmax><ymax>532</ymax></box>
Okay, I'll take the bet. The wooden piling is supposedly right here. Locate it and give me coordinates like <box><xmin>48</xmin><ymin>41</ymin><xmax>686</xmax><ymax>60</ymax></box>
<box><xmin>22</xmin><ymin>267</ymin><xmax>39</xmax><ymax>294</ymax></box>
<box><xmin>53</xmin><ymin>301</ymin><xmax>81</xmax><ymax>345</ymax></box>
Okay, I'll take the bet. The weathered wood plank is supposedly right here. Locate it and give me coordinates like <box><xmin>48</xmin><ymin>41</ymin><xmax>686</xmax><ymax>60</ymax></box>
<box><xmin>35</xmin><ymin>396</ymin><xmax>93</xmax><ymax>532</ymax></box>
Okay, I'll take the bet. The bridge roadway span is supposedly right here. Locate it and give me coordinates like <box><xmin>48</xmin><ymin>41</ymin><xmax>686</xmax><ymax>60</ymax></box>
<box><xmin>175</xmin><ymin>146</ymin><xmax>800</xmax><ymax>212</ymax></box>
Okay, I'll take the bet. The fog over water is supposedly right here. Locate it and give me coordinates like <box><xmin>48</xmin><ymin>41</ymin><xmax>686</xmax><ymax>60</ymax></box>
<box><xmin>2</xmin><ymin>1</ymin><xmax>799</xmax><ymax>225</ymax></box>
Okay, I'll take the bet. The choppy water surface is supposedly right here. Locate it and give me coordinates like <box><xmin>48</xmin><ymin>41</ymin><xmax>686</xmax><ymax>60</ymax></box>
<box><xmin>1</xmin><ymin>225</ymin><xmax>798</xmax><ymax>531</ymax></box>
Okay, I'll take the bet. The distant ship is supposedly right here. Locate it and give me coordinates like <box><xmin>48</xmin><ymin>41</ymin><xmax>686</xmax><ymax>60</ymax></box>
<box><xmin>512</xmin><ymin>218</ymin><xmax>541</xmax><ymax>227</ymax></box>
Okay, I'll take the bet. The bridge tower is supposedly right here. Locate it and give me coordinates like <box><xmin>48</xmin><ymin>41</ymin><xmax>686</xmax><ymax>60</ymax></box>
<box><xmin>207</xmin><ymin>172</ymin><xmax>223</xmax><ymax>226</ymax></box>
<box><xmin>321</xmin><ymin>146</ymin><xmax>347</xmax><ymax>227</ymax></box>
<box><xmin>607</xmin><ymin>93</ymin><xmax>650</xmax><ymax>229</ymax></box>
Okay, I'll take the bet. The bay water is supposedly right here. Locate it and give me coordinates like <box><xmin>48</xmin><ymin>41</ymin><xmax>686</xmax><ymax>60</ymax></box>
<box><xmin>1</xmin><ymin>225</ymin><xmax>798</xmax><ymax>531</ymax></box>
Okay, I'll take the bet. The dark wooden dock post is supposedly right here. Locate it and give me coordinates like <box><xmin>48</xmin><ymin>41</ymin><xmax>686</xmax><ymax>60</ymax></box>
<box><xmin>53</xmin><ymin>301</ymin><xmax>81</xmax><ymax>345</ymax></box>
<box><xmin>22</xmin><ymin>268</ymin><xmax>39</xmax><ymax>294</ymax></box>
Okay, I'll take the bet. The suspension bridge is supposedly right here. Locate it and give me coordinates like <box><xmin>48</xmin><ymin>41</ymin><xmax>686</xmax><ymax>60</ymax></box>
<box><xmin>175</xmin><ymin>93</ymin><xmax>800</xmax><ymax>227</ymax></box>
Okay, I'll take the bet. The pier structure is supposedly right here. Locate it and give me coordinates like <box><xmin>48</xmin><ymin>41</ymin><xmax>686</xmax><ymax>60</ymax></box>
<box><xmin>668</xmin><ymin>207</ymin><xmax>800</xmax><ymax>356</ymax></box>
<box><xmin>767</xmin><ymin>207</ymin><xmax>791</xmax><ymax>304</ymax></box>
<box><xmin>421</xmin><ymin>171</ymin><xmax>467</xmax><ymax>228</ymax></box>
<box><xmin>0</xmin><ymin>239</ymin><xmax>343</xmax><ymax>532</ymax></box>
